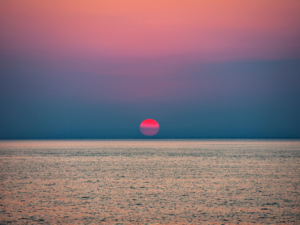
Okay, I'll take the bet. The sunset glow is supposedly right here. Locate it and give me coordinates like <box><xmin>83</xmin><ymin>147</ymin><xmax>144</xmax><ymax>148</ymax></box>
<box><xmin>0</xmin><ymin>0</ymin><xmax>299</xmax><ymax>139</ymax></box>
<box><xmin>1</xmin><ymin>0</ymin><xmax>299</xmax><ymax>60</ymax></box>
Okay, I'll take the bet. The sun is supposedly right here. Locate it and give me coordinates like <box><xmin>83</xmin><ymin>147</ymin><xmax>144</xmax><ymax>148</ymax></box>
<box><xmin>140</xmin><ymin>119</ymin><xmax>159</xmax><ymax>136</ymax></box>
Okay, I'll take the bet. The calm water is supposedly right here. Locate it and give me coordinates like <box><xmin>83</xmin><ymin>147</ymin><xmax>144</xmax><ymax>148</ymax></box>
<box><xmin>0</xmin><ymin>140</ymin><xmax>299</xmax><ymax>224</ymax></box>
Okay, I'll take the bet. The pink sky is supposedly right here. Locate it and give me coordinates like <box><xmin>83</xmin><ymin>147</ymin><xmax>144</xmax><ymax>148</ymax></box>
<box><xmin>1</xmin><ymin>0</ymin><xmax>300</xmax><ymax>61</ymax></box>
<box><xmin>1</xmin><ymin>0</ymin><xmax>300</xmax><ymax>103</ymax></box>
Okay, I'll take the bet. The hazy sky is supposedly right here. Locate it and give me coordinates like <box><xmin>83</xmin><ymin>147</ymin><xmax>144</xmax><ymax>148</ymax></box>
<box><xmin>1</xmin><ymin>0</ymin><xmax>300</xmax><ymax>139</ymax></box>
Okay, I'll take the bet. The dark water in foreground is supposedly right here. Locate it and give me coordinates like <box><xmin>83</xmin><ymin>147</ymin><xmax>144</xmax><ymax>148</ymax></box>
<box><xmin>0</xmin><ymin>140</ymin><xmax>299</xmax><ymax>224</ymax></box>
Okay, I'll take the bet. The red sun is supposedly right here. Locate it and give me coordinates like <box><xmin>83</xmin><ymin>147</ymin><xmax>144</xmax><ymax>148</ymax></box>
<box><xmin>140</xmin><ymin>119</ymin><xmax>159</xmax><ymax>136</ymax></box>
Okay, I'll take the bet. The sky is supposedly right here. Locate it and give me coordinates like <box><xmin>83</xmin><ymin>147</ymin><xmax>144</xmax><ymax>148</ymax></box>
<box><xmin>0</xmin><ymin>0</ymin><xmax>300</xmax><ymax>139</ymax></box>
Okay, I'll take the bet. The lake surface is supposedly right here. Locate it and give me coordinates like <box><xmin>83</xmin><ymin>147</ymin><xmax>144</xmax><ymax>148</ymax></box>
<box><xmin>0</xmin><ymin>140</ymin><xmax>299</xmax><ymax>224</ymax></box>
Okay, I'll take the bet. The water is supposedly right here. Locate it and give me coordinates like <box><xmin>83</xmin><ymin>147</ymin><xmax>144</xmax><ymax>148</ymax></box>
<box><xmin>0</xmin><ymin>140</ymin><xmax>299</xmax><ymax>224</ymax></box>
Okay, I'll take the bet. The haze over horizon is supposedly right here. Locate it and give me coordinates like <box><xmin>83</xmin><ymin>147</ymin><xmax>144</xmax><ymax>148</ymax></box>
<box><xmin>1</xmin><ymin>0</ymin><xmax>300</xmax><ymax>139</ymax></box>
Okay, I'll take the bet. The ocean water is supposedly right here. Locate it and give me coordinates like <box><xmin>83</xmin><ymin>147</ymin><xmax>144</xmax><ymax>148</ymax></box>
<box><xmin>0</xmin><ymin>140</ymin><xmax>299</xmax><ymax>224</ymax></box>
